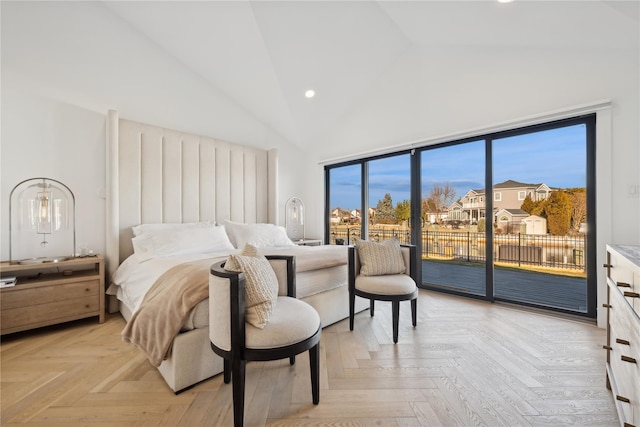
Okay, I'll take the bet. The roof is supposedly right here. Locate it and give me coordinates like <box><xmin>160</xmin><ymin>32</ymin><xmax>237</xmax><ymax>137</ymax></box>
<box><xmin>493</xmin><ymin>180</ymin><xmax>544</xmax><ymax>189</ymax></box>
<box><xmin>495</xmin><ymin>208</ymin><xmax>529</xmax><ymax>217</ymax></box>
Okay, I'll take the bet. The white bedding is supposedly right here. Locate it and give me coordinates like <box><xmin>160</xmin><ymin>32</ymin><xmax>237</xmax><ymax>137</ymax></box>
<box><xmin>109</xmin><ymin>245</ymin><xmax>349</xmax><ymax>331</ymax></box>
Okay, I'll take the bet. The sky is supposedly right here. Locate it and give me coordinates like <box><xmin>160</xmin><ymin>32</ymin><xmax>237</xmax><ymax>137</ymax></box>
<box><xmin>330</xmin><ymin>124</ymin><xmax>587</xmax><ymax>210</ymax></box>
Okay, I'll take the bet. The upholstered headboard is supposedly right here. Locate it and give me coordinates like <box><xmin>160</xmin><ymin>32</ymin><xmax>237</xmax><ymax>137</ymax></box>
<box><xmin>105</xmin><ymin>110</ymin><xmax>278</xmax><ymax>279</ymax></box>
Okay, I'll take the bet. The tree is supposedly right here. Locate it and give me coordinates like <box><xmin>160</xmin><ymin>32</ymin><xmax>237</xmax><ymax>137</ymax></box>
<box><xmin>422</xmin><ymin>183</ymin><xmax>456</xmax><ymax>222</ymax></box>
<box><xmin>375</xmin><ymin>193</ymin><xmax>396</xmax><ymax>224</ymax></box>
<box><xmin>477</xmin><ymin>218</ymin><xmax>486</xmax><ymax>232</ymax></box>
<box><xmin>520</xmin><ymin>194</ymin><xmax>536</xmax><ymax>214</ymax></box>
<box><xmin>567</xmin><ymin>189</ymin><xmax>586</xmax><ymax>233</ymax></box>
<box><xmin>520</xmin><ymin>194</ymin><xmax>545</xmax><ymax>216</ymax></box>
<box><xmin>544</xmin><ymin>190</ymin><xmax>572</xmax><ymax>235</ymax></box>
<box><xmin>395</xmin><ymin>200</ymin><xmax>411</xmax><ymax>223</ymax></box>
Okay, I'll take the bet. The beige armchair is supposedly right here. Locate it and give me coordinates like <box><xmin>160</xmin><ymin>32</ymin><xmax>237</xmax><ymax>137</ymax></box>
<box><xmin>209</xmin><ymin>255</ymin><xmax>321</xmax><ymax>427</ymax></box>
<box><xmin>348</xmin><ymin>243</ymin><xmax>418</xmax><ymax>343</ymax></box>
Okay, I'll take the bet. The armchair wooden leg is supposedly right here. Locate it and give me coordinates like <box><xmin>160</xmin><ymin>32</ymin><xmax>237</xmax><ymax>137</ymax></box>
<box><xmin>289</xmin><ymin>356</ymin><xmax>295</xmax><ymax>365</ymax></box>
<box><xmin>224</xmin><ymin>358</ymin><xmax>231</xmax><ymax>384</ymax></box>
<box><xmin>349</xmin><ymin>291</ymin><xmax>355</xmax><ymax>331</ymax></box>
<box><xmin>411</xmin><ymin>298</ymin><xmax>417</xmax><ymax>327</ymax></box>
<box><xmin>231</xmin><ymin>359</ymin><xmax>246</xmax><ymax>427</ymax></box>
<box><xmin>309</xmin><ymin>343</ymin><xmax>320</xmax><ymax>405</ymax></box>
<box><xmin>370</xmin><ymin>299</ymin><xmax>375</xmax><ymax>317</ymax></box>
<box><xmin>392</xmin><ymin>300</ymin><xmax>400</xmax><ymax>343</ymax></box>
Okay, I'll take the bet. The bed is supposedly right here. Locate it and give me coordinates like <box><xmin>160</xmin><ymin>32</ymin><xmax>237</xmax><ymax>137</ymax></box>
<box><xmin>105</xmin><ymin>111</ymin><xmax>367</xmax><ymax>392</ymax></box>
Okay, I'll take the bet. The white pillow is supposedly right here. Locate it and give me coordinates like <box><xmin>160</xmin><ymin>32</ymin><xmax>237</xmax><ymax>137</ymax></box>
<box><xmin>222</xmin><ymin>220</ymin><xmax>244</xmax><ymax>248</ymax></box>
<box><xmin>132</xmin><ymin>224</ymin><xmax>235</xmax><ymax>261</ymax></box>
<box><xmin>223</xmin><ymin>220</ymin><xmax>295</xmax><ymax>248</ymax></box>
<box><xmin>132</xmin><ymin>221</ymin><xmax>212</xmax><ymax>237</ymax></box>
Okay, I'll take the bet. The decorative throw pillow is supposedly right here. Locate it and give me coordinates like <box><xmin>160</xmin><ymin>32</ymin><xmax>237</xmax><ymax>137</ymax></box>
<box><xmin>356</xmin><ymin>238</ymin><xmax>406</xmax><ymax>276</ymax></box>
<box><xmin>223</xmin><ymin>220</ymin><xmax>295</xmax><ymax>248</ymax></box>
<box><xmin>223</xmin><ymin>244</ymin><xmax>259</xmax><ymax>272</ymax></box>
<box><xmin>229</xmin><ymin>254</ymin><xmax>279</xmax><ymax>329</ymax></box>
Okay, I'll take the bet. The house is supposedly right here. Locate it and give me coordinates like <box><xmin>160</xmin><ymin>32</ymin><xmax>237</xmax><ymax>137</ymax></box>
<box><xmin>445</xmin><ymin>201</ymin><xmax>466</xmax><ymax>222</ymax></box>
<box><xmin>459</xmin><ymin>189</ymin><xmax>485</xmax><ymax>222</ymax></box>
<box><xmin>493</xmin><ymin>180</ymin><xmax>552</xmax><ymax>211</ymax></box>
<box><xmin>457</xmin><ymin>180</ymin><xmax>553</xmax><ymax>223</ymax></box>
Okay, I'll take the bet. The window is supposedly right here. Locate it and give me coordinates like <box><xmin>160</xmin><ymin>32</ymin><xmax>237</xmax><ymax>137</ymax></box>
<box><xmin>325</xmin><ymin>114</ymin><xmax>596</xmax><ymax>318</ymax></box>
<box><xmin>326</xmin><ymin>164</ymin><xmax>361</xmax><ymax>244</ymax></box>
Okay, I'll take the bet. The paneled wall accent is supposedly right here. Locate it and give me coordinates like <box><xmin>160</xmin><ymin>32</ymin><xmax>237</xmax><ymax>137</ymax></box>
<box><xmin>108</xmin><ymin>113</ymin><xmax>272</xmax><ymax>266</ymax></box>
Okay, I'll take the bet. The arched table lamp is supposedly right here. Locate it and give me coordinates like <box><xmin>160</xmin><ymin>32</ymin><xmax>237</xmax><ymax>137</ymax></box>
<box><xmin>9</xmin><ymin>177</ymin><xmax>76</xmax><ymax>264</ymax></box>
<box><xmin>285</xmin><ymin>197</ymin><xmax>304</xmax><ymax>242</ymax></box>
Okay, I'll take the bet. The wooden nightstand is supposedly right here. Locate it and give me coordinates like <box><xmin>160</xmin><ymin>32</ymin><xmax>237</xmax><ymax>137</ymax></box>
<box><xmin>0</xmin><ymin>256</ymin><xmax>105</xmax><ymax>335</ymax></box>
<box><xmin>293</xmin><ymin>239</ymin><xmax>323</xmax><ymax>246</ymax></box>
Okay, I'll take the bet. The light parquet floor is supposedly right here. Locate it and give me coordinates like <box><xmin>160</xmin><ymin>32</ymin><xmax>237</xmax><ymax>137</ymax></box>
<box><xmin>1</xmin><ymin>290</ymin><xmax>619</xmax><ymax>426</ymax></box>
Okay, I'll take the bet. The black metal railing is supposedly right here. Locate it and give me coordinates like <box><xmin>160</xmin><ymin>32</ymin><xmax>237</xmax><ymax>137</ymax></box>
<box><xmin>329</xmin><ymin>227</ymin><xmax>586</xmax><ymax>271</ymax></box>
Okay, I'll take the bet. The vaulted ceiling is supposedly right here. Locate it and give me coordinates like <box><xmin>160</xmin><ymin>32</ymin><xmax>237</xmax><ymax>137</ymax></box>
<box><xmin>5</xmin><ymin>1</ymin><xmax>639</xmax><ymax>151</ymax></box>
<box><xmin>101</xmin><ymin>1</ymin><xmax>638</xmax><ymax>149</ymax></box>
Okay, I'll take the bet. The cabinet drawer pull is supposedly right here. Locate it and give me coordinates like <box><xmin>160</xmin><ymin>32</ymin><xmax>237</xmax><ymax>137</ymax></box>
<box><xmin>603</xmin><ymin>263</ymin><xmax>613</xmax><ymax>268</ymax></box>
<box><xmin>616</xmin><ymin>338</ymin><xmax>630</xmax><ymax>345</ymax></box>
<box><xmin>622</xmin><ymin>423</ymin><xmax>635</xmax><ymax>427</ymax></box>
<box><xmin>603</xmin><ymin>345</ymin><xmax>612</xmax><ymax>350</ymax></box>
<box><xmin>621</xmin><ymin>355</ymin><xmax>637</xmax><ymax>364</ymax></box>
<box><xmin>602</xmin><ymin>303</ymin><xmax>611</xmax><ymax>308</ymax></box>
<box><xmin>616</xmin><ymin>282</ymin><xmax>631</xmax><ymax>288</ymax></box>
<box><xmin>616</xmin><ymin>395</ymin><xmax>630</xmax><ymax>403</ymax></box>
<box><xmin>623</xmin><ymin>292</ymin><xmax>640</xmax><ymax>298</ymax></box>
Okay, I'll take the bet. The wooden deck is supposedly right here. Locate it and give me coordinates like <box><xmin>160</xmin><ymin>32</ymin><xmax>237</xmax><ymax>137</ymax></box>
<box><xmin>422</xmin><ymin>260</ymin><xmax>588</xmax><ymax>313</ymax></box>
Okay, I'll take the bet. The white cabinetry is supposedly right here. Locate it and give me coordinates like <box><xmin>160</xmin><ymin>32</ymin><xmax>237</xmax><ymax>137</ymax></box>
<box><xmin>605</xmin><ymin>245</ymin><xmax>640</xmax><ymax>427</ymax></box>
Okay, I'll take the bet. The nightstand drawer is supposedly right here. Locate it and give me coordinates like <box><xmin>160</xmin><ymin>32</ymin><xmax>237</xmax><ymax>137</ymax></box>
<box><xmin>0</xmin><ymin>256</ymin><xmax>105</xmax><ymax>334</ymax></box>
<box><xmin>1</xmin><ymin>294</ymin><xmax>100</xmax><ymax>333</ymax></box>
<box><xmin>1</xmin><ymin>279</ymin><xmax>100</xmax><ymax>310</ymax></box>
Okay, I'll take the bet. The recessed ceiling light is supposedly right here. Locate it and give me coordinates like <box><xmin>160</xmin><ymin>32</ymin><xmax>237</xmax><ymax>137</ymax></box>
<box><xmin>497</xmin><ymin>0</ymin><xmax>513</xmax><ymax>3</ymax></box>
<box><xmin>305</xmin><ymin>89</ymin><xmax>315</xmax><ymax>98</ymax></box>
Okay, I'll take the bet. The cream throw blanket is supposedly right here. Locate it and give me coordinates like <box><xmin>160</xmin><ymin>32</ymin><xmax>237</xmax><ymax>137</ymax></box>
<box><xmin>121</xmin><ymin>257</ymin><xmax>220</xmax><ymax>367</ymax></box>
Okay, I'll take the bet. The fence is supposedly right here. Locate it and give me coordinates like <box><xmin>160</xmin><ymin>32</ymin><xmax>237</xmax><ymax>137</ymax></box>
<box><xmin>329</xmin><ymin>227</ymin><xmax>586</xmax><ymax>271</ymax></box>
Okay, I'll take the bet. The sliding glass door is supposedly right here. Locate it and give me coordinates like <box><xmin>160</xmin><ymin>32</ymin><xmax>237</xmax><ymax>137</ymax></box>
<box><xmin>326</xmin><ymin>164</ymin><xmax>361</xmax><ymax>245</ymax></box>
<box><xmin>326</xmin><ymin>115</ymin><xmax>596</xmax><ymax>317</ymax></box>
<box><xmin>367</xmin><ymin>154</ymin><xmax>411</xmax><ymax>244</ymax></box>
<box><xmin>420</xmin><ymin>140</ymin><xmax>486</xmax><ymax>297</ymax></box>
<box><xmin>325</xmin><ymin>154</ymin><xmax>412</xmax><ymax>245</ymax></box>
<box><xmin>492</xmin><ymin>122</ymin><xmax>592</xmax><ymax>313</ymax></box>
